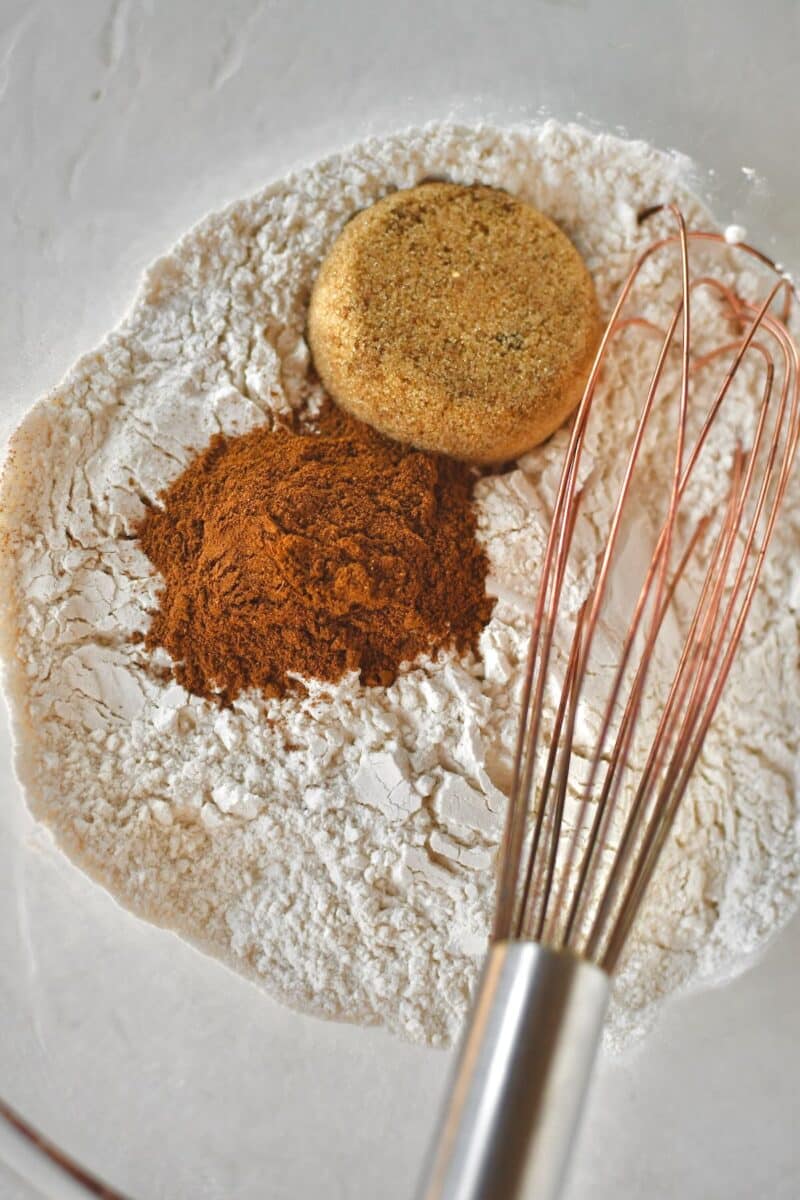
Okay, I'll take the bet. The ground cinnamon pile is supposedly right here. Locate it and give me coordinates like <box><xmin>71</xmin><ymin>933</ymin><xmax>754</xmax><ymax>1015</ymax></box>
<box><xmin>137</xmin><ymin>404</ymin><xmax>493</xmax><ymax>703</ymax></box>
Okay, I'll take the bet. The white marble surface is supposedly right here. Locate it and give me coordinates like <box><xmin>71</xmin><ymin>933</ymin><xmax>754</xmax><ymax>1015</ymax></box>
<box><xmin>1</xmin><ymin>1</ymin><xmax>798</xmax><ymax>1196</ymax></box>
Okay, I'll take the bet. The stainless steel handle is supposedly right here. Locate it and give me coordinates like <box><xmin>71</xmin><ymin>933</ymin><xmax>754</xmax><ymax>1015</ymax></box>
<box><xmin>417</xmin><ymin>942</ymin><xmax>610</xmax><ymax>1200</ymax></box>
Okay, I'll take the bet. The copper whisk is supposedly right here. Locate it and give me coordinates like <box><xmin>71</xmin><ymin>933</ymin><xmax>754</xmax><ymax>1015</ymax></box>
<box><xmin>419</xmin><ymin>206</ymin><xmax>800</xmax><ymax>1200</ymax></box>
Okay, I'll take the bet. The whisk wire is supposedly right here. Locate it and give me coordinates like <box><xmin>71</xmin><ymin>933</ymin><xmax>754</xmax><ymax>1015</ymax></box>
<box><xmin>490</xmin><ymin>230</ymin><xmax>671</xmax><ymax>941</ymax></box>
<box><xmin>563</xmin><ymin>512</ymin><xmax>708</xmax><ymax>953</ymax></box>
<box><xmin>554</xmin><ymin>301</ymin><xmax>693</xmax><ymax>946</ymax></box>
<box><xmin>525</xmin><ymin>211</ymin><xmax>692</xmax><ymax>948</ymax></box>
<box><xmin>586</xmin><ymin>450</ymin><xmax>745</xmax><ymax>964</ymax></box>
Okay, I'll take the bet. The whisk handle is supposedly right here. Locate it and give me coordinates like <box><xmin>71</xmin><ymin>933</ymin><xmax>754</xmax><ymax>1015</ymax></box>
<box><xmin>416</xmin><ymin>942</ymin><xmax>609</xmax><ymax>1200</ymax></box>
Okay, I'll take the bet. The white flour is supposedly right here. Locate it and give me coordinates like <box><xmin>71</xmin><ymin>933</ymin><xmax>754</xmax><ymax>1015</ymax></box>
<box><xmin>1</xmin><ymin>122</ymin><xmax>798</xmax><ymax>1049</ymax></box>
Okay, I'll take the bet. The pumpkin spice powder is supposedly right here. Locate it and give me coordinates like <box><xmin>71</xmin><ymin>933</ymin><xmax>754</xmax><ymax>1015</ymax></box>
<box><xmin>136</xmin><ymin>403</ymin><xmax>494</xmax><ymax>703</ymax></box>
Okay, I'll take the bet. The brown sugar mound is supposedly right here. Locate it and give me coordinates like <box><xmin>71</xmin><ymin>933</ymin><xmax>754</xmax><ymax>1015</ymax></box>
<box><xmin>136</xmin><ymin>404</ymin><xmax>493</xmax><ymax>704</ymax></box>
<box><xmin>307</xmin><ymin>182</ymin><xmax>601</xmax><ymax>464</ymax></box>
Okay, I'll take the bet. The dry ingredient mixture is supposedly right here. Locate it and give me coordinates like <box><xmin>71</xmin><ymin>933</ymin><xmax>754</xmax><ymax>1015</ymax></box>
<box><xmin>137</xmin><ymin>402</ymin><xmax>492</xmax><ymax>703</ymax></box>
<box><xmin>1</xmin><ymin>121</ymin><xmax>799</xmax><ymax>1049</ymax></box>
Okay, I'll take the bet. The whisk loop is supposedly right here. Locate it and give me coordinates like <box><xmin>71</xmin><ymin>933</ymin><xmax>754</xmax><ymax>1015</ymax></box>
<box><xmin>493</xmin><ymin>205</ymin><xmax>800</xmax><ymax>968</ymax></box>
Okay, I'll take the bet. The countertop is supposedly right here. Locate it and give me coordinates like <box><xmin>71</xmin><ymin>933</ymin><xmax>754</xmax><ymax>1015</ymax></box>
<box><xmin>1</xmin><ymin>2</ymin><xmax>798</xmax><ymax>1197</ymax></box>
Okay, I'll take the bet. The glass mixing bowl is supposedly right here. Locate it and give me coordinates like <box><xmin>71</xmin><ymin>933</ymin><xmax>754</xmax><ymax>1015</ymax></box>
<box><xmin>2</xmin><ymin>1</ymin><xmax>798</xmax><ymax>1196</ymax></box>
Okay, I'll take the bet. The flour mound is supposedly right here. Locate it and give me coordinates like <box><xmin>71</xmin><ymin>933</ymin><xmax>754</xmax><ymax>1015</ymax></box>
<box><xmin>1</xmin><ymin>122</ymin><xmax>798</xmax><ymax>1049</ymax></box>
